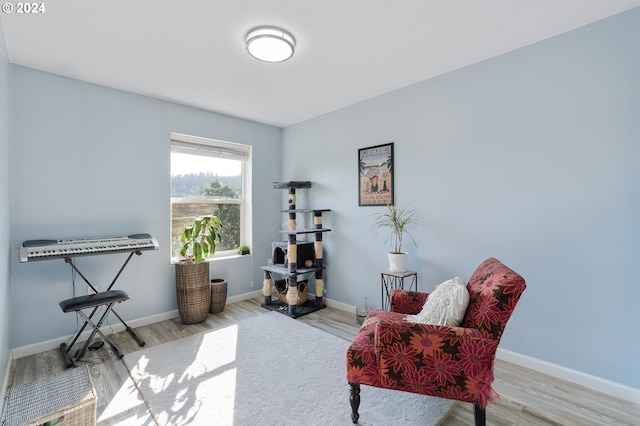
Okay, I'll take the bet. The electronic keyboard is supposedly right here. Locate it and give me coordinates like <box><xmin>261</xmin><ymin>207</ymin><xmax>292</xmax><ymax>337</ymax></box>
<box><xmin>20</xmin><ymin>233</ymin><xmax>159</xmax><ymax>262</ymax></box>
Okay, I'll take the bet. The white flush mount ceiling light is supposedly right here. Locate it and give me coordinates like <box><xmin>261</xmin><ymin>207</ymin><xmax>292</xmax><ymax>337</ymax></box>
<box><xmin>246</xmin><ymin>26</ymin><xmax>295</xmax><ymax>63</ymax></box>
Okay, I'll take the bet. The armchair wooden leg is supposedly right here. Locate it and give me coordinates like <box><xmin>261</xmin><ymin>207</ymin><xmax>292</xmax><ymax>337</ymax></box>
<box><xmin>474</xmin><ymin>405</ymin><xmax>486</xmax><ymax>426</ymax></box>
<box><xmin>349</xmin><ymin>383</ymin><xmax>360</xmax><ymax>424</ymax></box>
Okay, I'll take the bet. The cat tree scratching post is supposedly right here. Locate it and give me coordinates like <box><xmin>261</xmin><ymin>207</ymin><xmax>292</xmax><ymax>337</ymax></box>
<box><xmin>261</xmin><ymin>181</ymin><xmax>331</xmax><ymax>318</ymax></box>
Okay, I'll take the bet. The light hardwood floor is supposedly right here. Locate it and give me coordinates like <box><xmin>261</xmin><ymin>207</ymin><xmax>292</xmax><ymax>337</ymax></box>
<box><xmin>8</xmin><ymin>298</ymin><xmax>640</xmax><ymax>425</ymax></box>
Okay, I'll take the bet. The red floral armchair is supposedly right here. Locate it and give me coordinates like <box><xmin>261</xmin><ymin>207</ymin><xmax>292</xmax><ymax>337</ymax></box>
<box><xmin>346</xmin><ymin>258</ymin><xmax>526</xmax><ymax>425</ymax></box>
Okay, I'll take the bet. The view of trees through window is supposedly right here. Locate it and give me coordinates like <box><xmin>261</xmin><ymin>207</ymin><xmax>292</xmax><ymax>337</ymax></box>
<box><xmin>171</xmin><ymin>135</ymin><xmax>250</xmax><ymax>261</ymax></box>
<box><xmin>171</xmin><ymin>171</ymin><xmax>242</xmax><ymax>258</ymax></box>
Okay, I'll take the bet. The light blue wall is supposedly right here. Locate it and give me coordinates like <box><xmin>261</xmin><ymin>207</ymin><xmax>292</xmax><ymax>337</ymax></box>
<box><xmin>9</xmin><ymin>66</ymin><xmax>282</xmax><ymax>348</ymax></box>
<box><xmin>283</xmin><ymin>9</ymin><xmax>640</xmax><ymax>389</ymax></box>
<box><xmin>5</xmin><ymin>6</ymin><xmax>639</xmax><ymax>394</ymax></box>
<box><xmin>0</xmin><ymin>17</ymin><xmax>12</xmax><ymax>392</ymax></box>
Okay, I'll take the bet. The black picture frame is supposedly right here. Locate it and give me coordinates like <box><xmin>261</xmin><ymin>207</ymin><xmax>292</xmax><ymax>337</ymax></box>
<box><xmin>358</xmin><ymin>142</ymin><xmax>394</xmax><ymax>206</ymax></box>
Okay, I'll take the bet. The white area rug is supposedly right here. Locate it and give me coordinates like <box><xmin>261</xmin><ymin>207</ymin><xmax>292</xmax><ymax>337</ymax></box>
<box><xmin>124</xmin><ymin>311</ymin><xmax>454</xmax><ymax>425</ymax></box>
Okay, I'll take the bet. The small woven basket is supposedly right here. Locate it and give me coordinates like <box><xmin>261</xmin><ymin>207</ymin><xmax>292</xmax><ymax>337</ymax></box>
<box><xmin>277</xmin><ymin>279</ymin><xmax>309</xmax><ymax>306</ymax></box>
<box><xmin>175</xmin><ymin>261</ymin><xmax>210</xmax><ymax>324</ymax></box>
<box><xmin>210</xmin><ymin>278</ymin><xmax>228</xmax><ymax>314</ymax></box>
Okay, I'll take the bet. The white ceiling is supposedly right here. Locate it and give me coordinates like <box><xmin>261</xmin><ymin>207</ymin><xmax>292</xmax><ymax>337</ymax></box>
<box><xmin>2</xmin><ymin>1</ymin><xmax>639</xmax><ymax>128</ymax></box>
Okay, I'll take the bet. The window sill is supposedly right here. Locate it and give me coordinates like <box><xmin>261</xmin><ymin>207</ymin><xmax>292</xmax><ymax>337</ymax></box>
<box><xmin>171</xmin><ymin>253</ymin><xmax>252</xmax><ymax>265</ymax></box>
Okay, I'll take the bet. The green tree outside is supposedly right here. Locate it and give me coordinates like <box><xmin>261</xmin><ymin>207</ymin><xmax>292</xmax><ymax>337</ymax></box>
<box><xmin>201</xmin><ymin>175</ymin><xmax>240</xmax><ymax>251</ymax></box>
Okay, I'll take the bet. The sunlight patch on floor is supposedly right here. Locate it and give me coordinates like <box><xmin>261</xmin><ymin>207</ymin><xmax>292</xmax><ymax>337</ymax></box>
<box><xmin>97</xmin><ymin>373</ymin><xmax>154</xmax><ymax>425</ymax></box>
<box><xmin>123</xmin><ymin>323</ymin><xmax>240</xmax><ymax>425</ymax></box>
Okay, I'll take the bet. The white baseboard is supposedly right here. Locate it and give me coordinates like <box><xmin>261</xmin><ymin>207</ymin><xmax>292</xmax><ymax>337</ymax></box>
<box><xmin>9</xmin><ymin>294</ymin><xmax>639</xmax><ymax>405</ymax></box>
<box><xmin>0</xmin><ymin>353</ymin><xmax>10</xmax><ymax>416</ymax></box>
<box><xmin>11</xmin><ymin>309</ymin><xmax>181</xmax><ymax>359</ymax></box>
<box><xmin>324</xmin><ymin>297</ymin><xmax>356</xmax><ymax>313</ymax></box>
<box><xmin>11</xmin><ymin>290</ymin><xmax>264</xmax><ymax>360</ymax></box>
<box><xmin>497</xmin><ymin>348</ymin><xmax>640</xmax><ymax>404</ymax></box>
<box><xmin>228</xmin><ymin>290</ymin><xmax>262</xmax><ymax>304</ymax></box>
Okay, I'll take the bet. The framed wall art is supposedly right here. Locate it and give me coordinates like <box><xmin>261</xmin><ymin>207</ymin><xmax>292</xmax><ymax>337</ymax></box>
<box><xmin>358</xmin><ymin>142</ymin><xmax>394</xmax><ymax>206</ymax></box>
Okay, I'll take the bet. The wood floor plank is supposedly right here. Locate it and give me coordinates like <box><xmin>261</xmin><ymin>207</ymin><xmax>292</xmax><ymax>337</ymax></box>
<box><xmin>8</xmin><ymin>297</ymin><xmax>640</xmax><ymax>425</ymax></box>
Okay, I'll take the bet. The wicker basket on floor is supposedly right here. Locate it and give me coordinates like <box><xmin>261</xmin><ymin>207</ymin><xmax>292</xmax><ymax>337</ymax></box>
<box><xmin>175</xmin><ymin>261</ymin><xmax>211</xmax><ymax>324</ymax></box>
<box><xmin>1</xmin><ymin>365</ymin><xmax>97</xmax><ymax>426</ymax></box>
<box><xmin>210</xmin><ymin>278</ymin><xmax>228</xmax><ymax>314</ymax></box>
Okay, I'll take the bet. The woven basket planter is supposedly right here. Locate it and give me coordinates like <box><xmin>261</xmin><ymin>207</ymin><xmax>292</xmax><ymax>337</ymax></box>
<box><xmin>175</xmin><ymin>261</ymin><xmax>210</xmax><ymax>324</ymax></box>
<box><xmin>210</xmin><ymin>278</ymin><xmax>228</xmax><ymax>314</ymax></box>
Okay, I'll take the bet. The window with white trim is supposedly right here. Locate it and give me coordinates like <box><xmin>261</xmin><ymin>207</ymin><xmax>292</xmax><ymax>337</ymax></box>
<box><xmin>170</xmin><ymin>133</ymin><xmax>251</xmax><ymax>261</ymax></box>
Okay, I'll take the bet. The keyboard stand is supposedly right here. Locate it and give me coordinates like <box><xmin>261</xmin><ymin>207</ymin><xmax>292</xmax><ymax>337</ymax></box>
<box><xmin>62</xmin><ymin>251</ymin><xmax>146</xmax><ymax>357</ymax></box>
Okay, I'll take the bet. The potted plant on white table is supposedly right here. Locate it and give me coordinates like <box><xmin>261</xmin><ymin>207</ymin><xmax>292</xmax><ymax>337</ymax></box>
<box><xmin>371</xmin><ymin>203</ymin><xmax>417</xmax><ymax>272</ymax></box>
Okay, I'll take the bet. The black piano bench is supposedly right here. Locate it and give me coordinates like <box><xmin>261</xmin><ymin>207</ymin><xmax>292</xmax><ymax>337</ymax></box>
<box><xmin>59</xmin><ymin>289</ymin><xmax>130</xmax><ymax>368</ymax></box>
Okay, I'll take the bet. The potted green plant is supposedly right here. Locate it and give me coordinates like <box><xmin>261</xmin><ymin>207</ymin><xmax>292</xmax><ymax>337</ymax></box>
<box><xmin>179</xmin><ymin>215</ymin><xmax>223</xmax><ymax>263</ymax></box>
<box><xmin>371</xmin><ymin>203</ymin><xmax>417</xmax><ymax>272</ymax></box>
<box><xmin>237</xmin><ymin>244</ymin><xmax>250</xmax><ymax>255</ymax></box>
<box><xmin>175</xmin><ymin>215</ymin><xmax>223</xmax><ymax>324</ymax></box>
